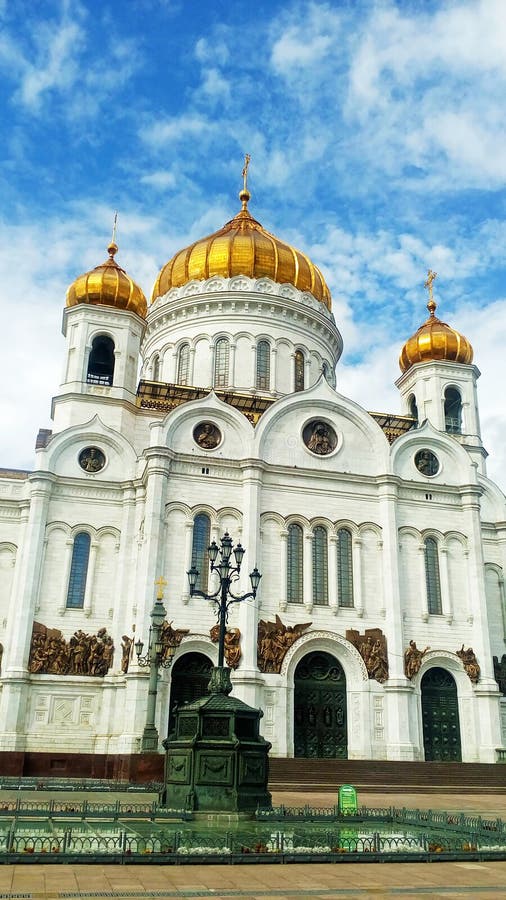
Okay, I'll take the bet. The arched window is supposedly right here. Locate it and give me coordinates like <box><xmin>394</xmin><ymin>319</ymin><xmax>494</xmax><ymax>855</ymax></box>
<box><xmin>66</xmin><ymin>532</ymin><xmax>91</xmax><ymax>609</ymax></box>
<box><xmin>322</xmin><ymin>361</ymin><xmax>336</xmax><ymax>389</ymax></box>
<box><xmin>294</xmin><ymin>350</ymin><xmax>305</xmax><ymax>392</ymax></box>
<box><xmin>87</xmin><ymin>336</ymin><xmax>115</xmax><ymax>386</ymax></box>
<box><xmin>214</xmin><ymin>338</ymin><xmax>230</xmax><ymax>388</ymax></box>
<box><xmin>408</xmin><ymin>394</ymin><xmax>418</xmax><ymax>423</ymax></box>
<box><xmin>191</xmin><ymin>514</ymin><xmax>211</xmax><ymax>593</ymax></box>
<box><xmin>425</xmin><ymin>537</ymin><xmax>442</xmax><ymax>614</ymax></box>
<box><xmin>152</xmin><ymin>354</ymin><xmax>160</xmax><ymax>382</ymax></box>
<box><xmin>287</xmin><ymin>523</ymin><xmax>303</xmax><ymax>604</ymax></box>
<box><xmin>176</xmin><ymin>343</ymin><xmax>190</xmax><ymax>385</ymax></box>
<box><xmin>337</xmin><ymin>528</ymin><xmax>353</xmax><ymax>607</ymax></box>
<box><xmin>444</xmin><ymin>387</ymin><xmax>462</xmax><ymax>434</ymax></box>
<box><xmin>312</xmin><ymin>526</ymin><xmax>328</xmax><ymax>605</ymax></box>
<box><xmin>256</xmin><ymin>340</ymin><xmax>270</xmax><ymax>390</ymax></box>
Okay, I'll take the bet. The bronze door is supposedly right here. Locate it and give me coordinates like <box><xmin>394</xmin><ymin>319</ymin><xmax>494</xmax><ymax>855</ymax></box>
<box><xmin>294</xmin><ymin>651</ymin><xmax>347</xmax><ymax>758</ymax></box>
<box><xmin>168</xmin><ymin>652</ymin><xmax>212</xmax><ymax>736</ymax></box>
<box><xmin>421</xmin><ymin>667</ymin><xmax>462</xmax><ymax>761</ymax></box>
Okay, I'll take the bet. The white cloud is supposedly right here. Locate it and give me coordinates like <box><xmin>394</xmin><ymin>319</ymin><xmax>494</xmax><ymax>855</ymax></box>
<box><xmin>140</xmin><ymin>170</ymin><xmax>177</xmax><ymax>190</ymax></box>
<box><xmin>143</xmin><ymin>113</ymin><xmax>214</xmax><ymax>145</ymax></box>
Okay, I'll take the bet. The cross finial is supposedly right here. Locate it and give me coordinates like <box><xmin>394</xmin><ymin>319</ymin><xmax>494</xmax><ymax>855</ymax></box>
<box><xmin>111</xmin><ymin>211</ymin><xmax>118</xmax><ymax>245</ymax></box>
<box><xmin>242</xmin><ymin>154</ymin><xmax>251</xmax><ymax>193</ymax></box>
<box><xmin>154</xmin><ymin>576</ymin><xmax>167</xmax><ymax>600</ymax></box>
<box><xmin>424</xmin><ymin>269</ymin><xmax>437</xmax><ymax>316</ymax></box>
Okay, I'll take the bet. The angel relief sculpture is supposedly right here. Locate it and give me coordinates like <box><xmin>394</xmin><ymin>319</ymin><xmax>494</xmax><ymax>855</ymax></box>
<box><xmin>210</xmin><ymin>625</ymin><xmax>241</xmax><ymax>669</ymax></box>
<box><xmin>257</xmin><ymin>615</ymin><xmax>311</xmax><ymax>674</ymax></box>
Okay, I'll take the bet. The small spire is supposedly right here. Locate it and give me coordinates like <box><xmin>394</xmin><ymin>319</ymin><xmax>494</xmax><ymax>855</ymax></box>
<box><xmin>239</xmin><ymin>153</ymin><xmax>251</xmax><ymax>209</ymax></box>
<box><xmin>424</xmin><ymin>268</ymin><xmax>437</xmax><ymax>316</ymax></box>
<box><xmin>107</xmin><ymin>211</ymin><xmax>118</xmax><ymax>258</ymax></box>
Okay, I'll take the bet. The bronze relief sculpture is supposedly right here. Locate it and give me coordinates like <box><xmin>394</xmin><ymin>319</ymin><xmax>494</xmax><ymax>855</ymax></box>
<box><xmin>29</xmin><ymin>623</ymin><xmax>114</xmax><ymax>677</ymax></box>
<box><xmin>346</xmin><ymin>628</ymin><xmax>389</xmax><ymax>683</ymax></box>
<box><xmin>257</xmin><ymin>615</ymin><xmax>311</xmax><ymax>674</ymax></box>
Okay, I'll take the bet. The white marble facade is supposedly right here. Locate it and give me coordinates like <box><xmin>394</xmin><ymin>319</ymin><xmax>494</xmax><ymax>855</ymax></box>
<box><xmin>1</xmin><ymin>246</ymin><xmax>506</xmax><ymax>766</ymax></box>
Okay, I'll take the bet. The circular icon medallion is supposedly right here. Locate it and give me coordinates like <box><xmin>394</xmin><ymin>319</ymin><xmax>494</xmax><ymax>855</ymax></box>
<box><xmin>303</xmin><ymin>420</ymin><xmax>337</xmax><ymax>455</ymax></box>
<box><xmin>414</xmin><ymin>449</ymin><xmax>439</xmax><ymax>476</ymax></box>
<box><xmin>78</xmin><ymin>447</ymin><xmax>106</xmax><ymax>473</ymax></box>
<box><xmin>193</xmin><ymin>422</ymin><xmax>221</xmax><ymax>450</ymax></box>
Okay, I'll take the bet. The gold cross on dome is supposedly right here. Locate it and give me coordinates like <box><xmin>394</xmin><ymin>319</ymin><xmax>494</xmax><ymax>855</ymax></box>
<box><xmin>154</xmin><ymin>576</ymin><xmax>167</xmax><ymax>599</ymax></box>
<box><xmin>242</xmin><ymin>153</ymin><xmax>251</xmax><ymax>192</ymax></box>
<box><xmin>424</xmin><ymin>268</ymin><xmax>437</xmax><ymax>301</ymax></box>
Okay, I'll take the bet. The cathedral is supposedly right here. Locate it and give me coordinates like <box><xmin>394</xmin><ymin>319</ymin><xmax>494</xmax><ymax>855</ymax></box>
<box><xmin>1</xmin><ymin>170</ymin><xmax>506</xmax><ymax>777</ymax></box>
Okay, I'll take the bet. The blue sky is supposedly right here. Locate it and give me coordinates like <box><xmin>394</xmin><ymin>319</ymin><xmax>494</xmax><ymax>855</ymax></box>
<box><xmin>2</xmin><ymin>0</ymin><xmax>506</xmax><ymax>488</ymax></box>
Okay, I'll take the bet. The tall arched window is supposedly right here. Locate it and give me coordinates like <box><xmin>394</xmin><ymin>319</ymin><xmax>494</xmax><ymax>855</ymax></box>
<box><xmin>87</xmin><ymin>336</ymin><xmax>115</xmax><ymax>386</ymax></box>
<box><xmin>425</xmin><ymin>537</ymin><xmax>442</xmax><ymax>614</ymax></box>
<box><xmin>312</xmin><ymin>526</ymin><xmax>328</xmax><ymax>605</ymax></box>
<box><xmin>287</xmin><ymin>523</ymin><xmax>303</xmax><ymax>604</ymax></box>
<box><xmin>176</xmin><ymin>343</ymin><xmax>190</xmax><ymax>385</ymax></box>
<box><xmin>256</xmin><ymin>340</ymin><xmax>270</xmax><ymax>390</ymax></box>
<box><xmin>152</xmin><ymin>354</ymin><xmax>160</xmax><ymax>381</ymax></box>
<box><xmin>337</xmin><ymin>528</ymin><xmax>353</xmax><ymax>607</ymax></box>
<box><xmin>444</xmin><ymin>387</ymin><xmax>462</xmax><ymax>434</ymax></box>
<box><xmin>66</xmin><ymin>532</ymin><xmax>91</xmax><ymax>609</ymax></box>
<box><xmin>322</xmin><ymin>361</ymin><xmax>336</xmax><ymax>389</ymax></box>
<box><xmin>294</xmin><ymin>350</ymin><xmax>305</xmax><ymax>392</ymax></box>
<box><xmin>408</xmin><ymin>394</ymin><xmax>418</xmax><ymax>423</ymax></box>
<box><xmin>191</xmin><ymin>514</ymin><xmax>211</xmax><ymax>593</ymax></box>
<box><xmin>214</xmin><ymin>338</ymin><xmax>230</xmax><ymax>388</ymax></box>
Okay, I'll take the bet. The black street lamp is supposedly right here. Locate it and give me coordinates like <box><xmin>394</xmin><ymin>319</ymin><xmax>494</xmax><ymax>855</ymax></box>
<box><xmin>187</xmin><ymin>532</ymin><xmax>261</xmax><ymax>669</ymax></box>
<box><xmin>135</xmin><ymin>578</ymin><xmax>175</xmax><ymax>752</ymax></box>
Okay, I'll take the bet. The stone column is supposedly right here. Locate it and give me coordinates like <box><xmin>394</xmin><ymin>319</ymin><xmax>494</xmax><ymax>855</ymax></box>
<box><xmin>303</xmin><ymin>531</ymin><xmax>313</xmax><ymax>612</ymax></box>
<box><xmin>279</xmin><ymin>530</ymin><xmax>288</xmax><ymax>612</ymax></box>
<box><xmin>0</xmin><ymin>473</ymin><xmax>54</xmax><ymax>749</ymax></box>
<box><xmin>329</xmin><ymin>534</ymin><xmax>338</xmax><ymax>614</ymax></box>
<box><xmin>418</xmin><ymin>543</ymin><xmax>429</xmax><ymax>622</ymax></box>
<box><xmin>234</xmin><ymin>463</ymin><xmax>264</xmax><ymax>707</ymax></box>
<box><xmin>378</xmin><ymin>477</ymin><xmax>416</xmax><ymax>759</ymax></box>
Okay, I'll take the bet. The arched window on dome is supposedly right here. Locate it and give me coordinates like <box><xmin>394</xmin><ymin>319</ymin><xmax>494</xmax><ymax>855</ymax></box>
<box><xmin>312</xmin><ymin>526</ymin><xmax>328</xmax><ymax>606</ymax></box>
<box><xmin>191</xmin><ymin>514</ymin><xmax>211</xmax><ymax>593</ymax></box>
<box><xmin>337</xmin><ymin>528</ymin><xmax>353</xmax><ymax>607</ymax></box>
<box><xmin>444</xmin><ymin>387</ymin><xmax>462</xmax><ymax>434</ymax></box>
<box><xmin>294</xmin><ymin>350</ymin><xmax>305</xmax><ymax>392</ymax></box>
<box><xmin>287</xmin><ymin>523</ymin><xmax>303</xmax><ymax>604</ymax></box>
<box><xmin>176</xmin><ymin>343</ymin><xmax>190</xmax><ymax>385</ymax></box>
<box><xmin>424</xmin><ymin>537</ymin><xmax>442</xmax><ymax>615</ymax></box>
<box><xmin>66</xmin><ymin>532</ymin><xmax>91</xmax><ymax>609</ymax></box>
<box><xmin>408</xmin><ymin>394</ymin><xmax>419</xmax><ymax>424</ymax></box>
<box><xmin>214</xmin><ymin>338</ymin><xmax>230</xmax><ymax>388</ymax></box>
<box><xmin>256</xmin><ymin>340</ymin><xmax>270</xmax><ymax>390</ymax></box>
<box><xmin>87</xmin><ymin>336</ymin><xmax>115</xmax><ymax>386</ymax></box>
<box><xmin>322</xmin><ymin>361</ymin><xmax>336</xmax><ymax>389</ymax></box>
<box><xmin>152</xmin><ymin>354</ymin><xmax>161</xmax><ymax>382</ymax></box>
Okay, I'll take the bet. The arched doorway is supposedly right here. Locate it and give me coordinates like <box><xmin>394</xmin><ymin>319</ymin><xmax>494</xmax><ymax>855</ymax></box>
<box><xmin>168</xmin><ymin>652</ymin><xmax>213</xmax><ymax>736</ymax></box>
<box><xmin>421</xmin><ymin>667</ymin><xmax>462</xmax><ymax>761</ymax></box>
<box><xmin>294</xmin><ymin>651</ymin><xmax>347</xmax><ymax>758</ymax></box>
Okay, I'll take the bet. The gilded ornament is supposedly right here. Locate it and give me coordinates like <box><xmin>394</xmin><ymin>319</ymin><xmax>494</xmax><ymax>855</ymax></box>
<box><xmin>399</xmin><ymin>273</ymin><xmax>473</xmax><ymax>373</ymax></box>
<box><xmin>456</xmin><ymin>645</ymin><xmax>480</xmax><ymax>683</ymax></box>
<box><xmin>66</xmin><ymin>235</ymin><xmax>147</xmax><ymax>318</ymax></box>
<box><xmin>404</xmin><ymin>640</ymin><xmax>430</xmax><ymax>679</ymax></box>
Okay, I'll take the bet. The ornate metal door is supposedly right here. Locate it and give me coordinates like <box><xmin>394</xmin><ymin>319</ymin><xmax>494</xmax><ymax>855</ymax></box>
<box><xmin>168</xmin><ymin>652</ymin><xmax>212</xmax><ymax>736</ymax></box>
<box><xmin>421</xmin><ymin>667</ymin><xmax>462</xmax><ymax>761</ymax></box>
<box><xmin>294</xmin><ymin>651</ymin><xmax>347</xmax><ymax>758</ymax></box>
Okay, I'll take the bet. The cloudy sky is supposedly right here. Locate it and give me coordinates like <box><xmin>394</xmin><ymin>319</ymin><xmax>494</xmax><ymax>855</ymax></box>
<box><xmin>1</xmin><ymin>0</ymin><xmax>506</xmax><ymax>489</ymax></box>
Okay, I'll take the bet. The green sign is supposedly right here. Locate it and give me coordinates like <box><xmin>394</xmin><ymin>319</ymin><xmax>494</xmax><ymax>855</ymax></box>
<box><xmin>338</xmin><ymin>783</ymin><xmax>358</xmax><ymax>815</ymax></box>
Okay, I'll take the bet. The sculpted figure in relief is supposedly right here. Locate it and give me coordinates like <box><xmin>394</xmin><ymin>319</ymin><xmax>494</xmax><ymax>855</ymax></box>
<box><xmin>257</xmin><ymin>615</ymin><xmax>311</xmax><ymax>674</ymax></box>
<box><xmin>210</xmin><ymin>625</ymin><xmax>242</xmax><ymax>669</ymax></box>
<box><xmin>404</xmin><ymin>640</ymin><xmax>430</xmax><ymax>679</ymax></box>
<box><xmin>457</xmin><ymin>645</ymin><xmax>480</xmax><ymax>683</ymax></box>
<box><xmin>346</xmin><ymin>628</ymin><xmax>389</xmax><ymax>683</ymax></box>
<box><xmin>121</xmin><ymin>635</ymin><xmax>133</xmax><ymax>674</ymax></box>
<box><xmin>493</xmin><ymin>654</ymin><xmax>506</xmax><ymax>695</ymax></box>
<box><xmin>28</xmin><ymin>622</ymin><xmax>114</xmax><ymax>677</ymax></box>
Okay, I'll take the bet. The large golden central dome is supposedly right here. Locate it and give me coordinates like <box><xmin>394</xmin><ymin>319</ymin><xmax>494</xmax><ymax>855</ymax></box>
<box><xmin>152</xmin><ymin>189</ymin><xmax>332</xmax><ymax>310</ymax></box>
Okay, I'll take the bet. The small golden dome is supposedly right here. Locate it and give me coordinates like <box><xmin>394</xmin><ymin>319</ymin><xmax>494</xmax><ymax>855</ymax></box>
<box><xmin>152</xmin><ymin>192</ymin><xmax>332</xmax><ymax>310</ymax></box>
<box><xmin>399</xmin><ymin>295</ymin><xmax>473</xmax><ymax>373</ymax></box>
<box><xmin>66</xmin><ymin>242</ymin><xmax>147</xmax><ymax>318</ymax></box>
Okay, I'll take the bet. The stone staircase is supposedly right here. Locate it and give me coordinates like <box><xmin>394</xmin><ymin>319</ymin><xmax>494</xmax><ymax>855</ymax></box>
<box><xmin>268</xmin><ymin>757</ymin><xmax>506</xmax><ymax>794</ymax></box>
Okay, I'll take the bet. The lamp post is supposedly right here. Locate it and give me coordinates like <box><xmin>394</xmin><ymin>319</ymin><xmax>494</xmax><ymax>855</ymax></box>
<box><xmin>187</xmin><ymin>532</ymin><xmax>261</xmax><ymax>671</ymax></box>
<box><xmin>135</xmin><ymin>577</ymin><xmax>175</xmax><ymax>752</ymax></box>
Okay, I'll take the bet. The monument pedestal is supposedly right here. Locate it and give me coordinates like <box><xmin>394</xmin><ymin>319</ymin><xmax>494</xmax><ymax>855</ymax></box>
<box><xmin>162</xmin><ymin>667</ymin><xmax>271</xmax><ymax>813</ymax></box>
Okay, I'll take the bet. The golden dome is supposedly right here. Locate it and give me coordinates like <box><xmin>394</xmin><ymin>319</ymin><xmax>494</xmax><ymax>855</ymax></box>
<box><xmin>66</xmin><ymin>242</ymin><xmax>147</xmax><ymax>319</ymax></box>
<box><xmin>152</xmin><ymin>189</ymin><xmax>332</xmax><ymax>310</ymax></box>
<box><xmin>399</xmin><ymin>295</ymin><xmax>473</xmax><ymax>373</ymax></box>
